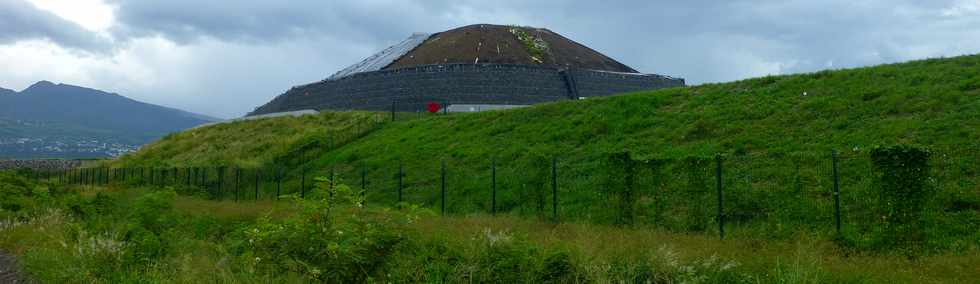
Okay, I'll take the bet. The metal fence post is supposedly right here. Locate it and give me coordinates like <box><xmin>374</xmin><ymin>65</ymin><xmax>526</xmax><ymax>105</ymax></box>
<box><xmin>441</xmin><ymin>159</ymin><xmax>446</xmax><ymax>215</ymax></box>
<box><xmin>492</xmin><ymin>157</ymin><xmax>497</xmax><ymax>215</ymax></box>
<box><xmin>552</xmin><ymin>156</ymin><xmax>558</xmax><ymax>221</ymax></box>
<box><xmin>207</xmin><ymin>167</ymin><xmax>213</xmax><ymax>198</ymax></box>
<box><xmin>397</xmin><ymin>160</ymin><xmax>403</xmax><ymax>208</ymax></box>
<box><xmin>235</xmin><ymin>167</ymin><xmax>241</xmax><ymax>202</ymax></box>
<box><xmin>832</xmin><ymin>150</ymin><xmax>842</xmax><ymax>234</ymax></box>
<box><xmin>255</xmin><ymin>169</ymin><xmax>260</xmax><ymax>201</ymax></box>
<box><xmin>301</xmin><ymin>165</ymin><xmax>306</xmax><ymax>199</ymax></box>
<box><xmin>361</xmin><ymin>165</ymin><xmax>367</xmax><ymax>206</ymax></box>
<box><xmin>716</xmin><ymin>154</ymin><xmax>725</xmax><ymax>240</ymax></box>
<box><xmin>624</xmin><ymin>153</ymin><xmax>634</xmax><ymax>225</ymax></box>
<box><xmin>276</xmin><ymin>167</ymin><xmax>282</xmax><ymax>201</ymax></box>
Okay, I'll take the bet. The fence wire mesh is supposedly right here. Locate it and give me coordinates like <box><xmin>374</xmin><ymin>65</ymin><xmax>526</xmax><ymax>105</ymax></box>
<box><xmin>14</xmin><ymin>148</ymin><xmax>980</xmax><ymax>242</ymax></box>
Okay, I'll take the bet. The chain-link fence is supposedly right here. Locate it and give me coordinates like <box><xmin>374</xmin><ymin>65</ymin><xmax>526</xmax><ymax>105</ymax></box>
<box><xmin>14</xmin><ymin>148</ymin><xmax>980</xmax><ymax>247</ymax></box>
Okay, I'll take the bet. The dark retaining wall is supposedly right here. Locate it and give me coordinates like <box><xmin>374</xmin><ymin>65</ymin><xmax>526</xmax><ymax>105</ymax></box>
<box><xmin>0</xmin><ymin>160</ymin><xmax>83</xmax><ymax>171</ymax></box>
<box><xmin>250</xmin><ymin>64</ymin><xmax>684</xmax><ymax>115</ymax></box>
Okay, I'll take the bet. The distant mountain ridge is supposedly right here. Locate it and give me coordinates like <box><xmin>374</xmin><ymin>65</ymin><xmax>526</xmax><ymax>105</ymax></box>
<box><xmin>0</xmin><ymin>81</ymin><xmax>216</xmax><ymax>158</ymax></box>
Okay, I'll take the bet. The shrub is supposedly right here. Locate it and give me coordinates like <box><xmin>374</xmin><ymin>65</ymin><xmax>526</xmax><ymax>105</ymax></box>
<box><xmin>0</xmin><ymin>171</ymin><xmax>50</xmax><ymax>217</ymax></box>
<box><xmin>538</xmin><ymin>249</ymin><xmax>579</xmax><ymax>283</ymax></box>
<box><xmin>121</xmin><ymin>189</ymin><xmax>179</xmax><ymax>264</ymax></box>
<box><xmin>236</xmin><ymin>181</ymin><xmax>405</xmax><ymax>282</ymax></box>
<box><xmin>129</xmin><ymin>189</ymin><xmax>178</xmax><ymax>233</ymax></box>
<box><xmin>869</xmin><ymin>145</ymin><xmax>934</xmax><ymax>252</ymax></box>
<box><xmin>469</xmin><ymin>229</ymin><xmax>582</xmax><ymax>283</ymax></box>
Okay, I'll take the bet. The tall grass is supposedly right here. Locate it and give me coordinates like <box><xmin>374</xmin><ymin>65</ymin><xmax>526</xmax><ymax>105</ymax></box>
<box><xmin>2</xmin><ymin>171</ymin><xmax>978</xmax><ymax>283</ymax></box>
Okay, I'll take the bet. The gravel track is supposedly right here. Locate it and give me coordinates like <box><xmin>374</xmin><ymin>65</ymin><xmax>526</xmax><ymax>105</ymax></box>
<box><xmin>0</xmin><ymin>251</ymin><xmax>30</xmax><ymax>283</ymax></box>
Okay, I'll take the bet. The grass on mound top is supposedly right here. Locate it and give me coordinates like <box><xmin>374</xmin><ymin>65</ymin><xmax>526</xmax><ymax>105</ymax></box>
<box><xmin>115</xmin><ymin>111</ymin><xmax>386</xmax><ymax>168</ymax></box>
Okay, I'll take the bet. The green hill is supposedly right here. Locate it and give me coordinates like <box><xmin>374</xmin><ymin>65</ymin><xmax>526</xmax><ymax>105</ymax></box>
<box><xmin>0</xmin><ymin>81</ymin><xmax>216</xmax><ymax>158</ymax></box>
<box><xmin>109</xmin><ymin>55</ymin><xmax>980</xmax><ymax>250</ymax></box>
<box><xmin>116</xmin><ymin>55</ymin><xmax>980</xmax><ymax>166</ymax></box>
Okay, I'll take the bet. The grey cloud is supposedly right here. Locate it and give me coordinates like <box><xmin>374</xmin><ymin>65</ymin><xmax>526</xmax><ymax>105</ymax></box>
<box><xmin>4</xmin><ymin>0</ymin><xmax>980</xmax><ymax>118</ymax></box>
<box><xmin>0</xmin><ymin>0</ymin><xmax>109</xmax><ymax>51</ymax></box>
<box><xmin>103</xmin><ymin>0</ymin><xmax>980</xmax><ymax>81</ymax></box>
<box><xmin>105</xmin><ymin>1</ymin><xmax>451</xmax><ymax>47</ymax></box>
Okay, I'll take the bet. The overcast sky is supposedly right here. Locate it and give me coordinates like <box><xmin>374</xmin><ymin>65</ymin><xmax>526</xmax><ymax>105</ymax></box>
<box><xmin>2</xmin><ymin>0</ymin><xmax>980</xmax><ymax>118</ymax></box>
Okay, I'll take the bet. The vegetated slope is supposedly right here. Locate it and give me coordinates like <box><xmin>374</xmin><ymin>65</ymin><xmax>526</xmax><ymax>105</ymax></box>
<box><xmin>112</xmin><ymin>55</ymin><xmax>980</xmax><ymax>247</ymax></box>
<box><xmin>386</xmin><ymin>24</ymin><xmax>638</xmax><ymax>73</ymax></box>
<box><xmin>114</xmin><ymin>111</ymin><xmax>384</xmax><ymax>167</ymax></box>
<box><xmin>121</xmin><ymin>54</ymin><xmax>980</xmax><ymax>166</ymax></box>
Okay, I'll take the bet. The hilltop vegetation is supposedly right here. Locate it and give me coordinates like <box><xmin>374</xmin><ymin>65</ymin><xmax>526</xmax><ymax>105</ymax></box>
<box><xmin>118</xmin><ymin>112</ymin><xmax>384</xmax><ymax>167</ymax></box>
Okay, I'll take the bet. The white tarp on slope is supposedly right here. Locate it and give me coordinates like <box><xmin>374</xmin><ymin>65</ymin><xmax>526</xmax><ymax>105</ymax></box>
<box><xmin>328</xmin><ymin>33</ymin><xmax>431</xmax><ymax>80</ymax></box>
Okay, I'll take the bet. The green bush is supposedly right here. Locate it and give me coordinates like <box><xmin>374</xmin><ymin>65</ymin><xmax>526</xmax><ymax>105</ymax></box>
<box><xmin>0</xmin><ymin>171</ymin><xmax>51</xmax><ymax>218</ymax></box>
<box><xmin>869</xmin><ymin>145</ymin><xmax>934</xmax><ymax>252</ymax></box>
<box><xmin>236</xmin><ymin>182</ymin><xmax>405</xmax><ymax>282</ymax></box>
<box><xmin>122</xmin><ymin>189</ymin><xmax>179</xmax><ymax>264</ymax></box>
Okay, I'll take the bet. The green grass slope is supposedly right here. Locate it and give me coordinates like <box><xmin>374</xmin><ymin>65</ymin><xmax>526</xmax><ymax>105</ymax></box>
<box><xmin>111</xmin><ymin>55</ymin><xmax>980</xmax><ymax>250</ymax></box>
<box><xmin>120</xmin><ymin>55</ymin><xmax>980</xmax><ymax>166</ymax></box>
<box><xmin>116</xmin><ymin>111</ymin><xmax>384</xmax><ymax>167</ymax></box>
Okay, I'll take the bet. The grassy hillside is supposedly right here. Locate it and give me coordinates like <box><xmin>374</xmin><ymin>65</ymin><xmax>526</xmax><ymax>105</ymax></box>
<box><xmin>119</xmin><ymin>55</ymin><xmax>980</xmax><ymax>165</ymax></box>
<box><xmin>110</xmin><ymin>55</ymin><xmax>980</xmax><ymax>251</ymax></box>
<box><xmin>117</xmin><ymin>112</ymin><xmax>385</xmax><ymax>167</ymax></box>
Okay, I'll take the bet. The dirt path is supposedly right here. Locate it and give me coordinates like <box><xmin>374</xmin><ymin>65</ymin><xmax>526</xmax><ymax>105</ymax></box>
<box><xmin>0</xmin><ymin>251</ymin><xmax>30</xmax><ymax>283</ymax></box>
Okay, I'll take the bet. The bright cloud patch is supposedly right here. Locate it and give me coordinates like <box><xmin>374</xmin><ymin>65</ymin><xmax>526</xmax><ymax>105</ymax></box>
<box><xmin>26</xmin><ymin>0</ymin><xmax>116</xmax><ymax>32</ymax></box>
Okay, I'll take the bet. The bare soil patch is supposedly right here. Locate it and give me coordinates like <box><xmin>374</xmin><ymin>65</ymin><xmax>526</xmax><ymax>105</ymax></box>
<box><xmin>0</xmin><ymin>251</ymin><xmax>30</xmax><ymax>283</ymax></box>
